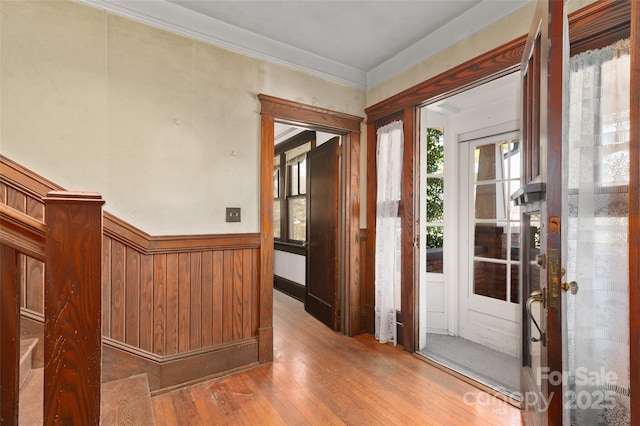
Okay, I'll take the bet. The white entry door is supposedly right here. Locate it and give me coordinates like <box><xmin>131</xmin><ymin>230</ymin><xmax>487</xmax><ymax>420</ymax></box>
<box><xmin>458</xmin><ymin>132</ymin><xmax>521</xmax><ymax>357</ymax></box>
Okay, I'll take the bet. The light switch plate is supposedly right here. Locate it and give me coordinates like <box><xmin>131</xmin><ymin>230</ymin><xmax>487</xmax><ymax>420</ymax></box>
<box><xmin>226</xmin><ymin>207</ymin><xmax>241</xmax><ymax>222</ymax></box>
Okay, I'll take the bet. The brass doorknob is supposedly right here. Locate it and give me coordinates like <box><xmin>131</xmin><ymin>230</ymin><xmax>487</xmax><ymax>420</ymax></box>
<box><xmin>561</xmin><ymin>281</ymin><xmax>579</xmax><ymax>295</ymax></box>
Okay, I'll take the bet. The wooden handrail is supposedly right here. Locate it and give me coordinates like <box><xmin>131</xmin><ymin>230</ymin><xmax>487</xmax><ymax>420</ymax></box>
<box><xmin>0</xmin><ymin>203</ymin><xmax>46</xmax><ymax>262</ymax></box>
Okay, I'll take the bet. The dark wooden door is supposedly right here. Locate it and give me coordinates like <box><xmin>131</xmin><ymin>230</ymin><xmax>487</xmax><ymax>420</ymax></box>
<box><xmin>305</xmin><ymin>137</ymin><xmax>340</xmax><ymax>330</ymax></box>
<box><xmin>517</xmin><ymin>0</ymin><xmax>565</xmax><ymax>424</ymax></box>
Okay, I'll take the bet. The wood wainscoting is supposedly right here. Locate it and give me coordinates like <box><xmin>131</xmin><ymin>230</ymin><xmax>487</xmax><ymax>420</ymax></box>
<box><xmin>1</xmin><ymin>155</ymin><xmax>262</xmax><ymax>393</ymax></box>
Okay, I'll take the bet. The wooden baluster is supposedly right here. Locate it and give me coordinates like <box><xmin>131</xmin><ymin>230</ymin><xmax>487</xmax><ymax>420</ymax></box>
<box><xmin>43</xmin><ymin>191</ymin><xmax>104</xmax><ymax>425</ymax></box>
<box><xmin>0</xmin><ymin>244</ymin><xmax>19</xmax><ymax>425</ymax></box>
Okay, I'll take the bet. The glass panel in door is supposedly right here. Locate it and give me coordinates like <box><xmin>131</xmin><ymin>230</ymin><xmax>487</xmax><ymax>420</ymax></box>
<box><xmin>471</xmin><ymin>139</ymin><xmax>520</xmax><ymax>304</ymax></box>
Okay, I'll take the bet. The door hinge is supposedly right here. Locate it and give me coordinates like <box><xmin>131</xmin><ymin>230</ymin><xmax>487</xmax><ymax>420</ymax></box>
<box><xmin>337</xmin><ymin>145</ymin><xmax>343</xmax><ymax>157</ymax></box>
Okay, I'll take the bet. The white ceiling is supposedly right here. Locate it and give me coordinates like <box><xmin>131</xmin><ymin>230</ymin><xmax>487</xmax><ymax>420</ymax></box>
<box><xmin>79</xmin><ymin>0</ymin><xmax>531</xmax><ymax>89</ymax></box>
<box><xmin>426</xmin><ymin>70</ymin><xmax>520</xmax><ymax>115</ymax></box>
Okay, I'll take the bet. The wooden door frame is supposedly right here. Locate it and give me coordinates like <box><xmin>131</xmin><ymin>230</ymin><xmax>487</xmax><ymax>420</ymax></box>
<box><xmin>258</xmin><ymin>95</ymin><xmax>364</xmax><ymax>359</ymax></box>
<box><xmin>364</xmin><ymin>0</ymin><xmax>633</xmax><ymax>356</ymax></box>
<box><xmin>520</xmin><ymin>0</ymin><xmax>564</xmax><ymax>421</ymax></box>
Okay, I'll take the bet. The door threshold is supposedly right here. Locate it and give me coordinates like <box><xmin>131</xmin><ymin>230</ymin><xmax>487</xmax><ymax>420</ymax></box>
<box><xmin>414</xmin><ymin>351</ymin><xmax>521</xmax><ymax>409</ymax></box>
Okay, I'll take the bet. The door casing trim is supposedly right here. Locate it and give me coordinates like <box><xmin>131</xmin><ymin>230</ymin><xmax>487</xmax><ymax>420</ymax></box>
<box><xmin>258</xmin><ymin>95</ymin><xmax>364</xmax><ymax>349</ymax></box>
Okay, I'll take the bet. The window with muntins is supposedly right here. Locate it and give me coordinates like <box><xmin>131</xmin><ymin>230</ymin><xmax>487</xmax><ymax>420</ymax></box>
<box><xmin>274</xmin><ymin>132</ymin><xmax>314</xmax><ymax>243</ymax></box>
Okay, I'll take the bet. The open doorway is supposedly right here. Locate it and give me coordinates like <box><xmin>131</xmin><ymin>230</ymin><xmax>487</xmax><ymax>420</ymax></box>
<box><xmin>258</xmin><ymin>94</ymin><xmax>363</xmax><ymax>343</ymax></box>
<box><xmin>417</xmin><ymin>72</ymin><xmax>522</xmax><ymax>400</ymax></box>
<box><xmin>272</xmin><ymin>124</ymin><xmax>343</xmax><ymax>330</ymax></box>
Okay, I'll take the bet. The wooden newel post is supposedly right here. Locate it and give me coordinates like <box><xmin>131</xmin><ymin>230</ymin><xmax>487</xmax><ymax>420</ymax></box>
<box><xmin>43</xmin><ymin>191</ymin><xmax>104</xmax><ymax>425</ymax></box>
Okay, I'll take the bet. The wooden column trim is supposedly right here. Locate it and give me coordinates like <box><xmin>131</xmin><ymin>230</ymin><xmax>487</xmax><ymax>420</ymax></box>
<box><xmin>0</xmin><ymin>244</ymin><xmax>19</xmax><ymax>425</ymax></box>
<box><xmin>629</xmin><ymin>0</ymin><xmax>639</xmax><ymax>422</ymax></box>
<box><xmin>343</xmin><ymin>131</ymin><xmax>362</xmax><ymax>336</ymax></box>
<box><xmin>259</xmin><ymin>113</ymin><xmax>275</xmax><ymax>363</ymax></box>
<box><xmin>44</xmin><ymin>191</ymin><xmax>104</xmax><ymax>425</ymax></box>
<box><xmin>365</xmin><ymin>122</ymin><xmax>377</xmax><ymax>335</ymax></box>
<box><xmin>400</xmin><ymin>107</ymin><xmax>418</xmax><ymax>350</ymax></box>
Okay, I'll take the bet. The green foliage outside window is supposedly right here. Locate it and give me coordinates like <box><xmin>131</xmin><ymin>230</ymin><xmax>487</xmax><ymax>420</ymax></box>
<box><xmin>426</xmin><ymin>128</ymin><xmax>444</xmax><ymax>249</ymax></box>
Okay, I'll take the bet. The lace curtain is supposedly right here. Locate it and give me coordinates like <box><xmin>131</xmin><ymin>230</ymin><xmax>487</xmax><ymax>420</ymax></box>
<box><xmin>375</xmin><ymin>120</ymin><xmax>403</xmax><ymax>345</ymax></box>
<box><xmin>565</xmin><ymin>39</ymin><xmax>630</xmax><ymax>425</ymax></box>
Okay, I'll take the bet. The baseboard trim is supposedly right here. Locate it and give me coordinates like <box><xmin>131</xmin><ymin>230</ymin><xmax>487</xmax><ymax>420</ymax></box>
<box><xmin>274</xmin><ymin>275</ymin><xmax>305</xmax><ymax>301</ymax></box>
<box><xmin>102</xmin><ymin>338</ymin><xmax>259</xmax><ymax>393</ymax></box>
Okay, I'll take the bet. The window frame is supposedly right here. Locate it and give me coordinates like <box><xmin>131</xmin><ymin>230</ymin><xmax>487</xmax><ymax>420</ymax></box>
<box><xmin>274</xmin><ymin>130</ymin><xmax>316</xmax><ymax>250</ymax></box>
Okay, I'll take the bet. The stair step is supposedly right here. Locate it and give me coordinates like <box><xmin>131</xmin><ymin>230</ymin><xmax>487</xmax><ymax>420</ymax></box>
<box><xmin>19</xmin><ymin>338</ymin><xmax>38</xmax><ymax>389</ymax></box>
<box><xmin>19</xmin><ymin>367</ymin><xmax>43</xmax><ymax>426</ymax></box>
<box><xmin>19</xmin><ymin>372</ymin><xmax>156</xmax><ymax>425</ymax></box>
<box><xmin>101</xmin><ymin>374</ymin><xmax>156</xmax><ymax>425</ymax></box>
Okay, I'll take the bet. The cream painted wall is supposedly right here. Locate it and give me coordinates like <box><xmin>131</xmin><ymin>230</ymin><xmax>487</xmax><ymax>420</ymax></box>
<box><xmin>0</xmin><ymin>0</ymin><xmax>366</xmax><ymax>235</ymax></box>
<box><xmin>0</xmin><ymin>0</ymin><xmax>597</xmax><ymax>235</ymax></box>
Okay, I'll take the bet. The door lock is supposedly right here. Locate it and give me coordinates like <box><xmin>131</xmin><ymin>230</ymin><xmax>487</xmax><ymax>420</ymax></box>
<box><xmin>526</xmin><ymin>289</ymin><xmax>546</xmax><ymax>345</ymax></box>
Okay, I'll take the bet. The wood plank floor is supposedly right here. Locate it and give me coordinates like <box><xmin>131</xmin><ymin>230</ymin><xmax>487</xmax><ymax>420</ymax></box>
<box><xmin>151</xmin><ymin>290</ymin><xmax>522</xmax><ymax>425</ymax></box>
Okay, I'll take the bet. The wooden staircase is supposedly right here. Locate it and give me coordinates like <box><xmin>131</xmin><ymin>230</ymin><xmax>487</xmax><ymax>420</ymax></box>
<box><xmin>18</xmin><ymin>339</ymin><xmax>41</xmax><ymax>425</ymax></box>
<box><xmin>19</xmin><ymin>339</ymin><xmax>156</xmax><ymax>425</ymax></box>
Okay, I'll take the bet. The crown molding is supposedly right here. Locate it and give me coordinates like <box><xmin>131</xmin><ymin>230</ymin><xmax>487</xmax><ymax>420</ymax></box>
<box><xmin>77</xmin><ymin>0</ymin><xmax>530</xmax><ymax>90</ymax></box>
<box><xmin>367</xmin><ymin>0</ymin><xmax>532</xmax><ymax>89</ymax></box>
<box><xmin>77</xmin><ymin>0</ymin><xmax>368</xmax><ymax>89</ymax></box>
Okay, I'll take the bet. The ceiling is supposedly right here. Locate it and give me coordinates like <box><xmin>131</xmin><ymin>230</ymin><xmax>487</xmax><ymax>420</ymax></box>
<box><xmin>79</xmin><ymin>0</ymin><xmax>531</xmax><ymax>89</ymax></box>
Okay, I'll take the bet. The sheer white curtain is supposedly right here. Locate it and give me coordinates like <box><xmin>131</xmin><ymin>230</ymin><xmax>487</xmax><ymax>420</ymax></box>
<box><xmin>375</xmin><ymin>120</ymin><xmax>403</xmax><ymax>345</ymax></box>
<box><xmin>565</xmin><ymin>38</ymin><xmax>630</xmax><ymax>425</ymax></box>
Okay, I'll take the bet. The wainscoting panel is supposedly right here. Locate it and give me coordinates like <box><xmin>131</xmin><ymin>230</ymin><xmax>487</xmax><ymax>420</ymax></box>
<box><xmin>99</xmin><ymin>237</ymin><xmax>260</xmax><ymax>357</ymax></box>
<box><xmin>1</xmin><ymin>155</ymin><xmax>262</xmax><ymax>392</ymax></box>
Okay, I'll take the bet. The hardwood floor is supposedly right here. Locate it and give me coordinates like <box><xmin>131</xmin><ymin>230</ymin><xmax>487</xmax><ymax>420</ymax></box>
<box><xmin>151</xmin><ymin>290</ymin><xmax>522</xmax><ymax>425</ymax></box>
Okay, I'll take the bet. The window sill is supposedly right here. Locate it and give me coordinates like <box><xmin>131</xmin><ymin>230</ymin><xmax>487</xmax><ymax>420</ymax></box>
<box><xmin>274</xmin><ymin>241</ymin><xmax>307</xmax><ymax>255</ymax></box>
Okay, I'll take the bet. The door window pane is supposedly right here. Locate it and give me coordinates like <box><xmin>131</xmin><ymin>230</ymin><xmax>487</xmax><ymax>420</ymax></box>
<box><xmin>426</xmin><ymin>226</ymin><xmax>443</xmax><ymax>273</ymax></box>
<box><xmin>474</xmin><ymin>224</ymin><xmax>509</xmax><ymax>260</ymax></box>
<box><xmin>425</xmin><ymin>128</ymin><xmax>444</xmax><ymax>274</ymax></box>
<box><xmin>426</xmin><ymin>178</ymin><xmax>444</xmax><ymax>221</ymax></box>
<box><xmin>426</xmin><ymin>128</ymin><xmax>444</xmax><ymax>173</ymax></box>
<box><xmin>471</xmin><ymin>138</ymin><xmax>520</xmax><ymax>304</ymax></box>
<box><xmin>473</xmin><ymin>261</ymin><xmax>507</xmax><ymax>301</ymax></box>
